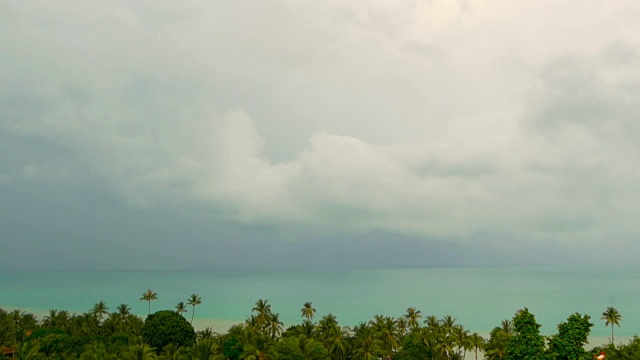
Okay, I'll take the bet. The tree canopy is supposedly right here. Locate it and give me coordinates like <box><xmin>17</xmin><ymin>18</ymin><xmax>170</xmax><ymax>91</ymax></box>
<box><xmin>141</xmin><ymin>310</ymin><xmax>196</xmax><ymax>351</ymax></box>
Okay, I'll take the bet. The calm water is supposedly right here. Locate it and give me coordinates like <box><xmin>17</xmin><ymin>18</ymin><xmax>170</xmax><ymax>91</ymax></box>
<box><xmin>0</xmin><ymin>266</ymin><xmax>638</xmax><ymax>337</ymax></box>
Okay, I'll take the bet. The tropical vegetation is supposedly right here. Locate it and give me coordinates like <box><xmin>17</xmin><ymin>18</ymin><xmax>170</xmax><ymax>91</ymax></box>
<box><xmin>0</xmin><ymin>297</ymin><xmax>633</xmax><ymax>359</ymax></box>
<box><xmin>601</xmin><ymin>306</ymin><xmax>623</xmax><ymax>344</ymax></box>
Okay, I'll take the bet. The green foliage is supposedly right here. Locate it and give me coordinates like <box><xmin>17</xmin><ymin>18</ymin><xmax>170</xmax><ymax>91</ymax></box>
<box><xmin>221</xmin><ymin>325</ymin><xmax>245</xmax><ymax>360</ymax></box>
<box><xmin>37</xmin><ymin>333</ymin><xmax>69</xmax><ymax>358</ymax></box>
<box><xmin>589</xmin><ymin>336</ymin><xmax>640</xmax><ymax>360</ymax></box>
<box><xmin>28</xmin><ymin>329</ymin><xmax>86</xmax><ymax>359</ymax></box>
<box><xmin>5</xmin><ymin>297</ymin><xmax>640</xmax><ymax>360</ymax></box>
<box><xmin>141</xmin><ymin>310</ymin><xmax>196</xmax><ymax>351</ymax></box>
<box><xmin>484</xmin><ymin>326</ymin><xmax>508</xmax><ymax>360</ymax></box>
<box><xmin>125</xmin><ymin>342</ymin><xmax>156</xmax><ymax>359</ymax></box>
<box><xmin>161</xmin><ymin>343</ymin><xmax>185</xmax><ymax>359</ymax></box>
<box><xmin>394</xmin><ymin>331</ymin><xmax>431</xmax><ymax>360</ymax></box>
<box><xmin>271</xmin><ymin>337</ymin><xmax>328</xmax><ymax>360</ymax></box>
<box><xmin>54</xmin><ymin>335</ymin><xmax>91</xmax><ymax>357</ymax></box>
<box><xmin>27</xmin><ymin>328</ymin><xmax>66</xmax><ymax>341</ymax></box>
<box><xmin>352</xmin><ymin>325</ymin><xmax>383</xmax><ymax>360</ymax></box>
<box><xmin>547</xmin><ymin>312</ymin><xmax>593</xmax><ymax>360</ymax></box>
<box><xmin>109</xmin><ymin>332</ymin><xmax>130</xmax><ymax>348</ymax></box>
<box><xmin>274</xmin><ymin>337</ymin><xmax>305</xmax><ymax>359</ymax></box>
<box><xmin>469</xmin><ymin>332</ymin><xmax>486</xmax><ymax>360</ymax></box>
<box><xmin>14</xmin><ymin>340</ymin><xmax>43</xmax><ymax>360</ymax></box>
<box><xmin>505</xmin><ymin>308</ymin><xmax>545</xmax><ymax>360</ymax></box>
<box><xmin>79</xmin><ymin>341</ymin><xmax>125</xmax><ymax>360</ymax></box>
<box><xmin>303</xmin><ymin>339</ymin><xmax>329</xmax><ymax>360</ymax></box>
<box><xmin>191</xmin><ymin>338</ymin><xmax>220</xmax><ymax>359</ymax></box>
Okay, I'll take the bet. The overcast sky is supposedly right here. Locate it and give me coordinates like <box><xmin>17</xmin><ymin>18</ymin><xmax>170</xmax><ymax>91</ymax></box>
<box><xmin>2</xmin><ymin>1</ymin><xmax>640</xmax><ymax>271</ymax></box>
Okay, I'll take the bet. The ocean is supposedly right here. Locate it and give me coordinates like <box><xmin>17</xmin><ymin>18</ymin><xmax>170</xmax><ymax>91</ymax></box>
<box><xmin>0</xmin><ymin>266</ymin><xmax>637</xmax><ymax>341</ymax></box>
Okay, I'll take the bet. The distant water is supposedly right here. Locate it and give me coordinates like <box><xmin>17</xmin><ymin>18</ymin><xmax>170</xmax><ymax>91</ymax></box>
<box><xmin>1</xmin><ymin>266</ymin><xmax>638</xmax><ymax>338</ymax></box>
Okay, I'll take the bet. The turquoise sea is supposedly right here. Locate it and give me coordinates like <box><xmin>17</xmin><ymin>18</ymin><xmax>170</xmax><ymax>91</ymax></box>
<box><xmin>1</xmin><ymin>266</ymin><xmax>638</xmax><ymax>340</ymax></box>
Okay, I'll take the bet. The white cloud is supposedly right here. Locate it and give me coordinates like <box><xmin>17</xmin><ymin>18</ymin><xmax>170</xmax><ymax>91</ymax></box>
<box><xmin>2</xmin><ymin>0</ymin><xmax>640</xmax><ymax>246</ymax></box>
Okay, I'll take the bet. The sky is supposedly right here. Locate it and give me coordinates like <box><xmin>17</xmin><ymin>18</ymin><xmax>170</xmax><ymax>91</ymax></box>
<box><xmin>1</xmin><ymin>1</ymin><xmax>640</xmax><ymax>271</ymax></box>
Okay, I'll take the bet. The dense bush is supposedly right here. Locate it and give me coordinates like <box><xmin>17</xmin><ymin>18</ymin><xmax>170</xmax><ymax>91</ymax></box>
<box><xmin>141</xmin><ymin>310</ymin><xmax>196</xmax><ymax>351</ymax></box>
<box><xmin>394</xmin><ymin>331</ymin><xmax>431</xmax><ymax>360</ymax></box>
<box><xmin>547</xmin><ymin>313</ymin><xmax>593</xmax><ymax>360</ymax></box>
<box><xmin>589</xmin><ymin>336</ymin><xmax>640</xmax><ymax>360</ymax></box>
<box><xmin>506</xmin><ymin>308</ymin><xmax>545</xmax><ymax>360</ymax></box>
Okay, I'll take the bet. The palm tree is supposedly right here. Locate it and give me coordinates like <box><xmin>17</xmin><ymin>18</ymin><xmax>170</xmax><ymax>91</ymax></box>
<box><xmin>500</xmin><ymin>319</ymin><xmax>514</xmax><ymax>338</ymax></box>
<box><xmin>301</xmin><ymin>302</ymin><xmax>316</xmax><ymax>322</ymax></box>
<box><xmin>197</xmin><ymin>327</ymin><xmax>215</xmax><ymax>340</ymax></box>
<box><xmin>14</xmin><ymin>340</ymin><xmax>43</xmax><ymax>360</ymax></box>
<box><xmin>404</xmin><ymin>307</ymin><xmax>422</xmax><ymax>330</ymax></box>
<box><xmin>470</xmin><ymin>332</ymin><xmax>485</xmax><ymax>360</ymax></box>
<box><xmin>116</xmin><ymin>304</ymin><xmax>131</xmax><ymax>329</ymax></box>
<box><xmin>295</xmin><ymin>320</ymin><xmax>316</xmax><ymax>340</ymax></box>
<box><xmin>175</xmin><ymin>302</ymin><xmax>188</xmax><ymax>318</ymax></box>
<box><xmin>11</xmin><ymin>309</ymin><xmax>24</xmax><ymax>344</ymax></box>
<box><xmin>72</xmin><ymin>312</ymin><xmax>99</xmax><ymax>337</ymax></box>
<box><xmin>192</xmin><ymin>338</ymin><xmax>219</xmax><ymax>360</ymax></box>
<box><xmin>485</xmin><ymin>327</ymin><xmax>508</xmax><ymax>360</ymax></box>
<box><xmin>602</xmin><ymin>306</ymin><xmax>622</xmax><ymax>343</ymax></box>
<box><xmin>396</xmin><ymin>317</ymin><xmax>408</xmax><ymax>338</ymax></box>
<box><xmin>246</xmin><ymin>314</ymin><xmax>259</xmax><ymax>328</ymax></box>
<box><xmin>375</xmin><ymin>316</ymin><xmax>399</xmax><ymax>359</ymax></box>
<box><xmin>267</xmin><ymin>313</ymin><xmax>284</xmax><ymax>339</ymax></box>
<box><xmin>43</xmin><ymin>309</ymin><xmax>58</xmax><ymax>328</ymax></box>
<box><xmin>104</xmin><ymin>341</ymin><xmax>124</xmax><ymax>360</ymax></box>
<box><xmin>187</xmin><ymin>294</ymin><xmax>202</xmax><ymax>324</ymax></box>
<box><xmin>485</xmin><ymin>341</ymin><xmax>506</xmax><ymax>360</ymax></box>
<box><xmin>91</xmin><ymin>301</ymin><xmax>109</xmax><ymax>323</ymax></box>
<box><xmin>140</xmin><ymin>289</ymin><xmax>158</xmax><ymax>315</ymax></box>
<box><xmin>127</xmin><ymin>343</ymin><xmax>157</xmax><ymax>360</ymax></box>
<box><xmin>441</xmin><ymin>315</ymin><xmax>457</xmax><ymax>332</ymax></box>
<box><xmin>80</xmin><ymin>341</ymin><xmax>108</xmax><ymax>360</ymax></box>
<box><xmin>353</xmin><ymin>326</ymin><xmax>383</xmax><ymax>360</ymax></box>
<box><xmin>416</xmin><ymin>327</ymin><xmax>432</xmax><ymax>351</ymax></box>
<box><xmin>318</xmin><ymin>314</ymin><xmax>339</xmax><ymax>339</ymax></box>
<box><xmin>252</xmin><ymin>299</ymin><xmax>272</xmax><ymax>329</ymax></box>
<box><xmin>57</xmin><ymin>310</ymin><xmax>71</xmax><ymax>332</ymax></box>
<box><xmin>421</xmin><ymin>314</ymin><xmax>439</xmax><ymax>352</ymax></box>
<box><xmin>42</xmin><ymin>309</ymin><xmax>70</xmax><ymax>332</ymax></box>
<box><xmin>423</xmin><ymin>315</ymin><xmax>439</xmax><ymax>331</ymax></box>
<box><xmin>161</xmin><ymin>343</ymin><xmax>184</xmax><ymax>360</ymax></box>
<box><xmin>323</xmin><ymin>326</ymin><xmax>350</xmax><ymax>360</ymax></box>
<box><xmin>241</xmin><ymin>332</ymin><xmax>276</xmax><ymax>360</ymax></box>
<box><xmin>452</xmin><ymin>324</ymin><xmax>470</xmax><ymax>359</ymax></box>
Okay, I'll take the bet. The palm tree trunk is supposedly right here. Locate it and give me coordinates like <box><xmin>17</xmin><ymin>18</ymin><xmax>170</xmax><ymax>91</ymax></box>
<box><xmin>475</xmin><ymin>347</ymin><xmax>478</xmax><ymax>360</ymax></box>
<box><xmin>191</xmin><ymin>305</ymin><xmax>195</xmax><ymax>324</ymax></box>
<box><xmin>148</xmin><ymin>300</ymin><xmax>151</xmax><ymax>315</ymax></box>
<box><xmin>14</xmin><ymin>318</ymin><xmax>18</xmax><ymax>360</ymax></box>
<box><xmin>611</xmin><ymin>324</ymin><xmax>614</xmax><ymax>343</ymax></box>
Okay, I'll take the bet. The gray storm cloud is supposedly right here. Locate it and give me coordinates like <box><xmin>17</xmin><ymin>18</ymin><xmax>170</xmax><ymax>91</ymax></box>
<box><xmin>2</xmin><ymin>0</ymin><xmax>640</xmax><ymax>254</ymax></box>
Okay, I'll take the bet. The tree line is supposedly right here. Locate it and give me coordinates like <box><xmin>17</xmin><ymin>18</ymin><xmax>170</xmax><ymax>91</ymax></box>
<box><xmin>0</xmin><ymin>291</ymin><xmax>635</xmax><ymax>359</ymax></box>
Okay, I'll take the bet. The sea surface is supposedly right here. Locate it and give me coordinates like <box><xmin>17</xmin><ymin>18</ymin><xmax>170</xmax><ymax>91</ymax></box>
<box><xmin>1</xmin><ymin>266</ymin><xmax>638</xmax><ymax>339</ymax></box>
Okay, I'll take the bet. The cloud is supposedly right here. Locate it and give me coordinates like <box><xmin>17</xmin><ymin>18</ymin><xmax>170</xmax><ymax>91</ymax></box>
<box><xmin>1</xmin><ymin>0</ymin><xmax>640</xmax><ymax>251</ymax></box>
